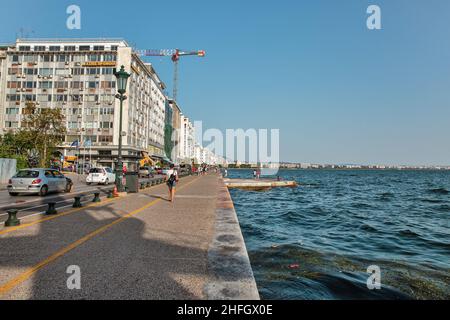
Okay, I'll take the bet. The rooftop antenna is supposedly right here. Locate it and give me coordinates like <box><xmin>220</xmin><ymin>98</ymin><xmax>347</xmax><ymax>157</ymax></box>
<box><xmin>16</xmin><ymin>28</ymin><xmax>35</xmax><ymax>39</ymax></box>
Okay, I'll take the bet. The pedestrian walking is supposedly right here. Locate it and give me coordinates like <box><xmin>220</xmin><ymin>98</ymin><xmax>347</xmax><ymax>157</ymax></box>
<box><xmin>166</xmin><ymin>164</ymin><xmax>179</xmax><ymax>202</ymax></box>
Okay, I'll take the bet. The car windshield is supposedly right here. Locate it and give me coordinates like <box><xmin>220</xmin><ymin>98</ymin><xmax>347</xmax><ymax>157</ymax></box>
<box><xmin>15</xmin><ymin>170</ymin><xmax>40</xmax><ymax>178</ymax></box>
<box><xmin>89</xmin><ymin>168</ymin><xmax>104</xmax><ymax>174</ymax></box>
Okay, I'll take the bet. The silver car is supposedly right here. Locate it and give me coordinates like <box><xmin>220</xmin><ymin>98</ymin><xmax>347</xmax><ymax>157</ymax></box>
<box><xmin>7</xmin><ymin>169</ymin><xmax>73</xmax><ymax>197</ymax></box>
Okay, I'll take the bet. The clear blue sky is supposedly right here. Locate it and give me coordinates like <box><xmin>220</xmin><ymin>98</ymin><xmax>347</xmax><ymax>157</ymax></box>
<box><xmin>1</xmin><ymin>0</ymin><xmax>449</xmax><ymax>165</ymax></box>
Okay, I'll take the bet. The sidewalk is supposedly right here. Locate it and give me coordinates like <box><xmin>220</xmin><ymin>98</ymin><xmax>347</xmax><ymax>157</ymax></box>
<box><xmin>0</xmin><ymin>175</ymin><xmax>259</xmax><ymax>300</ymax></box>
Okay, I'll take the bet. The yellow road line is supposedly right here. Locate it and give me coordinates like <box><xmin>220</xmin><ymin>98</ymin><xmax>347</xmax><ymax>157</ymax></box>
<box><xmin>0</xmin><ymin>197</ymin><xmax>117</xmax><ymax>236</ymax></box>
<box><xmin>0</xmin><ymin>177</ymin><xmax>189</xmax><ymax>236</ymax></box>
<box><xmin>0</xmin><ymin>177</ymin><xmax>199</xmax><ymax>297</ymax></box>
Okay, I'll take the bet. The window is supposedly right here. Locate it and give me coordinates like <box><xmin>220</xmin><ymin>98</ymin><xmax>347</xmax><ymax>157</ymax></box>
<box><xmin>71</xmin><ymin>81</ymin><xmax>84</xmax><ymax>89</ymax></box>
<box><xmin>93</xmin><ymin>46</ymin><xmax>105</xmax><ymax>51</ymax></box>
<box><xmin>100</xmin><ymin>121</ymin><xmax>113</xmax><ymax>129</ymax></box>
<box><xmin>34</xmin><ymin>46</ymin><xmax>46</xmax><ymax>52</ymax></box>
<box><xmin>55</xmin><ymin>68</ymin><xmax>69</xmax><ymax>76</ymax></box>
<box><xmin>85</xmin><ymin>122</ymin><xmax>97</xmax><ymax>129</ymax></box>
<box><xmin>42</xmin><ymin>55</ymin><xmax>54</xmax><ymax>62</ymax></box>
<box><xmin>12</xmin><ymin>55</ymin><xmax>19</xmax><ymax>63</ymax></box>
<box><xmin>64</xmin><ymin>46</ymin><xmax>76</xmax><ymax>51</ymax></box>
<box><xmin>8</xmin><ymin>68</ymin><xmax>21</xmax><ymax>75</ymax></box>
<box><xmin>85</xmin><ymin>94</ymin><xmax>98</xmax><ymax>102</ymax></box>
<box><xmin>23</xmin><ymin>94</ymin><xmax>36</xmax><ymax>101</ymax></box>
<box><xmin>103</xmin><ymin>54</ymin><xmax>115</xmax><ymax>62</ymax></box>
<box><xmin>39</xmin><ymin>68</ymin><xmax>53</xmax><ymax>76</ymax></box>
<box><xmin>111</xmin><ymin>46</ymin><xmax>118</xmax><ymax>51</ymax></box>
<box><xmin>72</xmin><ymin>55</ymin><xmax>84</xmax><ymax>63</ymax></box>
<box><xmin>70</xmin><ymin>108</ymin><xmax>82</xmax><ymax>115</ymax></box>
<box><xmin>68</xmin><ymin>121</ymin><xmax>79</xmax><ymax>129</ymax></box>
<box><xmin>19</xmin><ymin>46</ymin><xmax>31</xmax><ymax>51</ymax></box>
<box><xmin>6</xmin><ymin>108</ymin><xmax>19</xmax><ymax>115</ymax></box>
<box><xmin>85</xmin><ymin>107</ymin><xmax>98</xmax><ymax>115</ymax></box>
<box><xmin>71</xmin><ymin>94</ymin><xmax>83</xmax><ymax>102</ymax></box>
<box><xmin>79</xmin><ymin>46</ymin><xmax>91</xmax><ymax>51</ymax></box>
<box><xmin>99</xmin><ymin>136</ymin><xmax>113</xmax><ymax>143</ymax></box>
<box><xmin>101</xmin><ymin>81</ymin><xmax>115</xmax><ymax>89</ymax></box>
<box><xmin>84</xmin><ymin>135</ymin><xmax>97</xmax><ymax>143</ymax></box>
<box><xmin>49</xmin><ymin>46</ymin><xmax>61</xmax><ymax>52</ymax></box>
<box><xmin>55</xmin><ymin>94</ymin><xmax>68</xmax><ymax>102</ymax></box>
<box><xmin>100</xmin><ymin>107</ymin><xmax>114</xmax><ymax>115</ymax></box>
<box><xmin>88</xmin><ymin>54</ymin><xmax>100</xmax><ymax>62</ymax></box>
<box><xmin>39</xmin><ymin>81</ymin><xmax>53</xmax><ymax>89</ymax></box>
<box><xmin>7</xmin><ymin>81</ymin><xmax>21</xmax><ymax>89</ymax></box>
<box><xmin>55</xmin><ymin>81</ymin><xmax>68</xmax><ymax>89</ymax></box>
<box><xmin>24</xmin><ymin>81</ymin><xmax>37</xmax><ymax>89</ymax></box>
<box><xmin>87</xmin><ymin>68</ymin><xmax>100</xmax><ymax>75</ymax></box>
<box><xmin>72</xmin><ymin>68</ymin><xmax>85</xmax><ymax>75</ymax></box>
<box><xmin>5</xmin><ymin>121</ymin><xmax>19</xmax><ymax>128</ymax></box>
<box><xmin>102</xmin><ymin>68</ymin><xmax>114</xmax><ymax>75</ymax></box>
<box><xmin>86</xmin><ymin>81</ymin><xmax>98</xmax><ymax>89</ymax></box>
<box><xmin>100</xmin><ymin>94</ymin><xmax>114</xmax><ymax>104</ymax></box>
<box><xmin>37</xmin><ymin>94</ymin><xmax>52</xmax><ymax>102</ymax></box>
<box><xmin>56</xmin><ymin>55</ymin><xmax>68</xmax><ymax>62</ymax></box>
<box><xmin>23</xmin><ymin>55</ymin><xmax>37</xmax><ymax>62</ymax></box>
<box><xmin>6</xmin><ymin>94</ymin><xmax>20</xmax><ymax>102</ymax></box>
<box><xmin>24</xmin><ymin>68</ymin><xmax>37</xmax><ymax>75</ymax></box>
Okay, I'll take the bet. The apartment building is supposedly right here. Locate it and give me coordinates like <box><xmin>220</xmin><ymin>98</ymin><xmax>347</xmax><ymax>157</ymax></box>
<box><xmin>168</xmin><ymin>99</ymin><xmax>182</xmax><ymax>163</ymax></box>
<box><xmin>179</xmin><ymin>115</ymin><xmax>195</xmax><ymax>163</ymax></box>
<box><xmin>0</xmin><ymin>38</ymin><xmax>167</xmax><ymax>169</ymax></box>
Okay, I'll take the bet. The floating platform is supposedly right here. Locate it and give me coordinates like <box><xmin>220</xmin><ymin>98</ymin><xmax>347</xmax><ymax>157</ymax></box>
<box><xmin>224</xmin><ymin>178</ymin><xmax>298</xmax><ymax>191</ymax></box>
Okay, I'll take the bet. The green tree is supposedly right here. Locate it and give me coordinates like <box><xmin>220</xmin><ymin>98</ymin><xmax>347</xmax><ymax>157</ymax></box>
<box><xmin>20</xmin><ymin>102</ymin><xmax>66</xmax><ymax>168</ymax></box>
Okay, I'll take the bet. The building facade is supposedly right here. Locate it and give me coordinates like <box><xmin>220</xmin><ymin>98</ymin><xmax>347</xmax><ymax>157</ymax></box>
<box><xmin>0</xmin><ymin>38</ymin><xmax>167</xmax><ymax>169</ymax></box>
<box><xmin>179</xmin><ymin>115</ymin><xmax>195</xmax><ymax>164</ymax></box>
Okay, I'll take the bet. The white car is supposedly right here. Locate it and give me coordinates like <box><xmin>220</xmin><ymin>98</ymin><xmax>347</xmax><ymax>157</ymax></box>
<box><xmin>86</xmin><ymin>167</ymin><xmax>115</xmax><ymax>185</ymax></box>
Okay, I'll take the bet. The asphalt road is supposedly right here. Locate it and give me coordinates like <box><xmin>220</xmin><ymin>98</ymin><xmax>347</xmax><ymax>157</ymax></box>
<box><xmin>0</xmin><ymin>173</ymin><xmax>166</xmax><ymax>224</ymax></box>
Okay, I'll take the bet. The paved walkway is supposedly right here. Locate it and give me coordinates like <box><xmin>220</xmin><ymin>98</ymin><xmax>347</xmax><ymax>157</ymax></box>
<box><xmin>0</xmin><ymin>175</ymin><xmax>258</xmax><ymax>300</ymax></box>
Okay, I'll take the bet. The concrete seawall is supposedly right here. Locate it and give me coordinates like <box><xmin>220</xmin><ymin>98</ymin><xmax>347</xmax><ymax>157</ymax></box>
<box><xmin>204</xmin><ymin>178</ymin><xmax>260</xmax><ymax>300</ymax></box>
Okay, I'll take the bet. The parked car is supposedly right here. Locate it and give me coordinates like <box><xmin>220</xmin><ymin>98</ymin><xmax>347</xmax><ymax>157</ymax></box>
<box><xmin>7</xmin><ymin>169</ymin><xmax>73</xmax><ymax>197</ymax></box>
<box><xmin>139</xmin><ymin>167</ymin><xmax>155</xmax><ymax>178</ymax></box>
<box><xmin>86</xmin><ymin>167</ymin><xmax>115</xmax><ymax>185</ymax></box>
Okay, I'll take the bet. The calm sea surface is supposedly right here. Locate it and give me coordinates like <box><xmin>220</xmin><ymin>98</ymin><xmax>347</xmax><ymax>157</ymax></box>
<box><xmin>228</xmin><ymin>169</ymin><xmax>450</xmax><ymax>300</ymax></box>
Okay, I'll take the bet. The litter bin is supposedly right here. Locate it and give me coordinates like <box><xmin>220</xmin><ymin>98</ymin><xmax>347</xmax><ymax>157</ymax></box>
<box><xmin>125</xmin><ymin>172</ymin><xmax>139</xmax><ymax>193</ymax></box>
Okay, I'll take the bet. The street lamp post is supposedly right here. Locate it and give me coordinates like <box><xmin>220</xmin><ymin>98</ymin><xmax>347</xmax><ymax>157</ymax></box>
<box><xmin>114</xmin><ymin>65</ymin><xmax>131</xmax><ymax>192</ymax></box>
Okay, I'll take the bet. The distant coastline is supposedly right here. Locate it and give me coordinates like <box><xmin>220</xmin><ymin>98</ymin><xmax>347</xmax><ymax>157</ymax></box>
<box><xmin>226</xmin><ymin>166</ymin><xmax>450</xmax><ymax>171</ymax></box>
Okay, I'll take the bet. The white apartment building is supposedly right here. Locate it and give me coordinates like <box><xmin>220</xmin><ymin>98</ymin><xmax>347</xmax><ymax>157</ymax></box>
<box><xmin>0</xmin><ymin>38</ymin><xmax>167</xmax><ymax>169</ymax></box>
<box><xmin>179</xmin><ymin>115</ymin><xmax>195</xmax><ymax>163</ymax></box>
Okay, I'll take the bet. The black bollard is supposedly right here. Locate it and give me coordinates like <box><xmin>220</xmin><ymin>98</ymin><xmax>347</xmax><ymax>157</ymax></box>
<box><xmin>5</xmin><ymin>209</ymin><xmax>20</xmax><ymax>227</ymax></box>
<box><xmin>46</xmin><ymin>203</ymin><xmax>58</xmax><ymax>215</ymax></box>
<box><xmin>73</xmin><ymin>196</ymin><xmax>83</xmax><ymax>208</ymax></box>
<box><xmin>93</xmin><ymin>192</ymin><xmax>101</xmax><ymax>203</ymax></box>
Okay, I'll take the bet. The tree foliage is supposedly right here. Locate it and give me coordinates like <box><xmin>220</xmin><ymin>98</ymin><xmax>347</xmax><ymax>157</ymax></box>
<box><xmin>0</xmin><ymin>102</ymin><xmax>66</xmax><ymax>168</ymax></box>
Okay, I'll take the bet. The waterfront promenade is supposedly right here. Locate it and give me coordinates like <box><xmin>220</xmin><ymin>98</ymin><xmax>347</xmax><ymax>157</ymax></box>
<box><xmin>0</xmin><ymin>175</ymin><xmax>259</xmax><ymax>300</ymax></box>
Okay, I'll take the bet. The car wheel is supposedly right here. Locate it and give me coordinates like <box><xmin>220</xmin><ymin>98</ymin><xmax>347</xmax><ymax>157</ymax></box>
<box><xmin>65</xmin><ymin>183</ymin><xmax>73</xmax><ymax>193</ymax></box>
<box><xmin>39</xmin><ymin>185</ymin><xmax>49</xmax><ymax>197</ymax></box>
<box><xmin>9</xmin><ymin>192</ymin><xmax>19</xmax><ymax>197</ymax></box>
<box><xmin>87</xmin><ymin>182</ymin><xmax>91</xmax><ymax>186</ymax></box>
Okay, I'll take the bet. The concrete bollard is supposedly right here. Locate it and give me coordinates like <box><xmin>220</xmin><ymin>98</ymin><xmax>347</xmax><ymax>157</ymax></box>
<box><xmin>146</xmin><ymin>181</ymin><xmax>151</xmax><ymax>188</ymax></box>
<box><xmin>5</xmin><ymin>209</ymin><xmax>20</xmax><ymax>227</ymax></box>
<box><xmin>73</xmin><ymin>196</ymin><xmax>83</xmax><ymax>208</ymax></box>
<box><xmin>140</xmin><ymin>182</ymin><xmax>146</xmax><ymax>190</ymax></box>
<box><xmin>107</xmin><ymin>190</ymin><xmax>114</xmax><ymax>199</ymax></box>
<box><xmin>93</xmin><ymin>192</ymin><xmax>101</xmax><ymax>203</ymax></box>
<box><xmin>46</xmin><ymin>203</ymin><xmax>58</xmax><ymax>215</ymax></box>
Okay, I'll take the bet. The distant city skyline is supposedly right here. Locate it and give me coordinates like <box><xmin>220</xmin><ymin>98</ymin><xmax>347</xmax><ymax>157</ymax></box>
<box><xmin>1</xmin><ymin>0</ymin><xmax>449</xmax><ymax>166</ymax></box>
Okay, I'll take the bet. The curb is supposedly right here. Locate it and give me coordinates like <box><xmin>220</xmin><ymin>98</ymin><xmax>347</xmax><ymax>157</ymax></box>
<box><xmin>204</xmin><ymin>178</ymin><xmax>260</xmax><ymax>300</ymax></box>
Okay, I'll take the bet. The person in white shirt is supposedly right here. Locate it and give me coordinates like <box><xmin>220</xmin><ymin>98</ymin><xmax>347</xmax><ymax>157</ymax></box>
<box><xmin>166</xmin><ymin>164</ymin><xmax>179</xmax><ymax>202</ymax></box>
